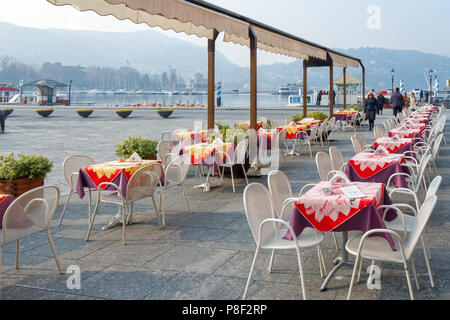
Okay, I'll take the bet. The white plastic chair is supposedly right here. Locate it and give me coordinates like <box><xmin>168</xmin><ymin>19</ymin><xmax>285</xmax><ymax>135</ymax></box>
<box><xmin>242</xmin><ymin>183</ymin><xmax>325</xmax><ymax>300</ymax></box>
<box><xmin>355</xmin><ymin>133</ymin><xmax>373</xmax><ymax>152</ymax></box>
<box><xmin>373</xmin><ymin>126</ymin><xmax>386</xmax><ymax>139</ymax></box>
<box><xmin>345</xmin><ymin>195</ymin><xmax>437</xmax><ymax>300</ymax></box>
<box><xmin>317</xmin><ymin>120</ymin><xmax>329</xmax><ymax>147</ymax></box>
<box><xmin>157</xmin><ymin>140</ymin><xmax>177</xmax><ymax>167</ymax></box>
<box><xmin>329</xmin><ymin>146</ymin><xmax>348</xmax><ymax>171</ymax></box>
<box><xmin>267</xmin><ymin>170</ymin><xmax>328</xmax><ymax>278</ymax></box>
<box><xmin>293</xmin><ymin>124</ymin><xmax>318</xmax><ymax>158</ymax></box>
<box><xmin>216</xmin><ymin>139</ymin><xmax>249</xmax><ymax>193</ymax></box>
<box><xmin>315</xmin><ymin>152</ymin><xmax>343</xmax><ymax>182</ymax></box>
<box><xmin>158</xmin><ymin>154</ymin><xmax>192</xmax><ymax>226</ymax></box>
<box><xmin>160</xmin><ymin>131</ymin><xmax>176</xmax><ymax>142</ymax></box>
<box><xmin>86</xmin><ymin>163</ymin><xmax>164</xmax><ymax>245</ymax></box>
<box><xmin>59</xmin><ymin>154</ymin><xmax>96</xmax><ymax>226</ymax></box>
<box><xmin>1</xmin><ymin>186</ymin><xmax>63</xmax><ymax>287</ymax></box>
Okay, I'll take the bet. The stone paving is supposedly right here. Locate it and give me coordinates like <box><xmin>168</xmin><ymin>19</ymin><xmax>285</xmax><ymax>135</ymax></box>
<box><xmin>0</xmin><ymin>105</ymin><xmax>449</xmax><ymax>300</ymax></box>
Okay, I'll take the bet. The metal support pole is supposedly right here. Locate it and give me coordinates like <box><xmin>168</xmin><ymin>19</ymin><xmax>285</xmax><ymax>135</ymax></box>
<box><xmin>360</xmin><ymin>61</ymin><xmax>366</xmax><ymax>109</ymax></box>
<box><xmin>208</xmin><ymin>30</ymin><xmax>219</xmax><ymax>129</ymax></box>
<box><xmin>329</xmin><ymin>62</ymin><xmax>334</xmax><ymax>116</ymax></box>
<box><xmin>250</xmin><ymin>27</ymin><xmax>257</xmax><ymax>130</ymax></box>
<box><xmin>343</xmin><ymin>67</ymin><xmax>347</xmax><ymax>109</ymax></box>
<box><xmin>303</xmin><ymin>61</ymin><xmax>308</xmax><ymax>117</ymax></box>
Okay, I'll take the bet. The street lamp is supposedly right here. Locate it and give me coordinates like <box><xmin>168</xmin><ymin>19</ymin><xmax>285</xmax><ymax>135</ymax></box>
<box><xmin>391</xmin><ymin>68</ymin><xmax>395</xmax><ymax>94</ymax></box>
<box><xmin>68</xmin><ymin>80</ymin><xmax>73</xmax><ymax>106</ymax></box>
<box><xmin>429</xmin><ymin>69</ymin><xmax>433</xmax><ymax>102</ymax></box>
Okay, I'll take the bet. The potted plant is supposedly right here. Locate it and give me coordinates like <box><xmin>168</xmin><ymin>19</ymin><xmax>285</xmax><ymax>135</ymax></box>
<box><xmin>2</xmin><ymin>108</ymin><xmax>14</xmax><ymax>117</ymax></box>
<box><xmin>76</xmin><ymin>108</ymin><xmax>94</xmax><ymax>118</ymax></box>
<box><xmin>115</xmin><ymin>136</ymin><xmax>158</xmax><ymax>160</ymax></box>
<box><xmin>306</xmin><ymin>111</ymin><xmax>329</xmax><ymax>122</ymax></box>
<box><xmin>383</xmin><ymin>97</ymin><xmax>391</xmax><ymax>109</ymax></box>
<box><xmin>116</xmin><ymin>109</ymin><xmax>132</xmax><ymax>118</ymax></box>
<box><xmin>0</xmin><ymin>153</ymin><xmax>53</xmax><ymax>197</ymax></box>
<box><xmin>290</xmin><ymin>114</ymin><xmax>304</xmax><ymax>123</ymax></box>
<box><xmin>157</xmin><ymin>108</ymin><xmax>173</xmax><ymax>118</ymax></box>
<box><xmin>36</xmin><ymin>108</ymin><xmax>54</xmax><ymax>117</ymax></box>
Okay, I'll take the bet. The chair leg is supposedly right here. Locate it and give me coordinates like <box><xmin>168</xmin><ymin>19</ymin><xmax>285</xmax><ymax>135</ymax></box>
<box><xmin>421</xmin><ymin>237</ymin><xmax>434</xmax><ymax>287</ymax></box>
<box><xmin>230</xmin><ymin>166</ymin><xmax>236</xmax><ymax>193</ymax></box>
<box><xmin>347</xmin><ymin>253</ymin><xmax>361</xmax><ymax>300</ymax></box>
<box><xmin>182</xmin><ymin>183</ymin><xmax>192</xmax><ymax>213</ymax></box>
<box><xmin>241</xmin><ymin>164</ymin><xmax>249</xmax><ymax>185</ymax></box>
<box><xmin>332</xmin><ymin>233</ymin><xmax>339</xmax><ymax>251</ymax></box>
<box><xmin>404</xmin><ymin>260</ymin><xmax>415</xmax><ymax>300</ymax></box>
<box><xmin>308</xmin><ymin>142</ymin><xmax>312</xmax><ymax>158</ymax></box>
<box><xmin>86</xmin><ymin>197</ymin><xmax>101</xmax><ymax>241</ymax></box>
<box><xmin>243</xmin><ymin>245</ymin><xmax>261</xmax><ymax>300</ymax></box>
<box><xmin>121</xmin><ymin>204</ymin><xmax>127</xmax><ymax>245</ymax></box>
<box><xmin>159</xmin><ymin>190</ymin><xmax>165</xmax><ymax>226</ymax></box>
<box><xmin>357</xmin><ymin>258</ymin><xmax>364</xmax><ymax>282</ymax></box>
<box><xmin>316</xmin><ymin>245</ymin><xmax>324</xmax><ymax>278</ymax></box>
<box><xmin>88</xmin><ymin>188</ymin><xmax>92</xmax><ymax>222</ymax></box>
<box><xmin>15</xmin><ymin>240</ymin><xmax>20</xmax><ymax>270</ymax></box>
<box><xmin>294</xmin><ymin>247</ymin><xmax>306</xmax><ymax>300</ymax></box>
<box><xmin>318</xmin><ymin>244</ymin><xmax>327</xmax><ymax>277</ymax></box>
<box><xmin>58</xmin><ymin>190</ymin><xmax>73</xmax><ymax>226</ymax></box>
<box><xmin>46</xmin><ymin>229</ymin><xmax>63</xmax><ymax>274</ymax></box>
<box><xmin>410</xmin><ymin>255</ymin><xmax>420</xmax><ymax>291</ymax></box>
<box><xmin>151</xmin><ymin>196</ymin><xmax>162</xmax><ymax>227</ymax></box>
<box><xmin>127</xmin><ymin>202</ymin><xmax>134</xmax><ymax>225</ymax></box>
<box><xmin>268</xmin><ymin>249</ymin><xmax>275</xmax><ymax>273</ymax></box>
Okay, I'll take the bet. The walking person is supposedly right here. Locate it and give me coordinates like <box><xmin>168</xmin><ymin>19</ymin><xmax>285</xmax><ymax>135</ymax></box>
<box><xmin>424</xmin><ymin>90</ymin><xmax>429</xmax><ymax>103</ymax></box>
<box><xmin>403</xmin><ymin>92</ymin><xmax>410</xmax><ymax>110</ymax></box>
<box><xmin>419</xmin><ymin>89</ymin><xmax>423</xmax><ymax>102</ymax></box>
<box><xmin>410</xmin><ymin>92</ymin><xmax>417</xmax><ymax>111</ymax></box>
<box><xmin>0</xmin><ymin>109</ymin><xmax>5</xmax><ymax>133</ymax></box>
<box><xmin>377</xmin><ymin>91</ymin><xmax>385</xmax><ymax>115</ymax></box>
<box><xmin>390</xmin><ymin>87</ymin><xmax>404</xmax><ymax>117</ymax></box>
<box><xmin>365</xmin><ymin>91</ymin><xmax>377</xmax><ymax>131</ymax></box>
<box><xmin>316</xmin><ymin>90</ymin><xmax>322</xmax><ymax>105</ymax></box>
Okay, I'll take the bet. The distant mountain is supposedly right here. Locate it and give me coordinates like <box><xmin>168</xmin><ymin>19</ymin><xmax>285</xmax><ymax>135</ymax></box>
<box><xmin>0</xmin><ymin>22</ymin><xmax>448</xmax><ymax>91</ymax></box>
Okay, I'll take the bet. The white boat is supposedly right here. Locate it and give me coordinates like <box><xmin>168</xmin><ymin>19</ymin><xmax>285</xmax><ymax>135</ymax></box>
<box><xmin>274</xmin><ymin>83</ymin><xmax>302</xmax><ymax>95</ymax></box>
<box><xmin>287</xmin><ymin>89</ymin><xmax>317</xmax><ymax>108</ymax></box>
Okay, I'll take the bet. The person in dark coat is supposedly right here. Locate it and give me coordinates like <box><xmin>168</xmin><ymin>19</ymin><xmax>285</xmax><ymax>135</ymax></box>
<box><xmin>316</xmin><ymin>90</ymin><xmax>322</xmax><ymax>105</ymax></box>
<box><xmin>390</xmin><ymin>87</ymin><xmax>404</xmax><ymax>117</ymax></box>
<box><xmin>424</xmin><ymin>91</ymin><xmax>429</xmax><ymax>103</ymax></box>
<box><xmin>419</xmin><ymin>89</ymin><xmax>423</xmax><ymax>102</ymax></box>
<box><xmin>365</xmin><ymin>91</ymin><xmax>377</xmax><ymax>131</ymax></box>
<box><xmin>377</xmin><ymin>91</ymin><xmax>385</xmax><ymax>115</ymax></box>
<box><xmin>0</xmin><ymin>109</ymin><xmax>5</xmax><ymax>133</ymax></box>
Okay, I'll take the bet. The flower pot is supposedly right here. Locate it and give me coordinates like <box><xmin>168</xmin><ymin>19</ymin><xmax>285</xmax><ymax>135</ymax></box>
<box><xmin>77</xmin><ymin>109</ymin><xmax>94</xmax><ymax>118</ymax></box>
<box><xmin>157</xmin><ymin>110</ymin><xmax>173</xmax><ymax>118</ymax></box>
<box><xmin>116</xmin><ymin>110</ymin><xmax>132</xmax><ymax>118</ymax></box>
<box><xmin>36</xmin><ymin>109</ymin><xmax>54</xmax><ymax>117</ymax></box>
<box><xmin>3</xmin><ymin>108</ymin><xmax>13</xmax><ymax>117</ymax></box>
<box><xmin>0</xmin><ymin>177</ymin><xmax>44</xmax><ymax>197</ymax></box>
<box><xmin>143</xmin><ymin>155</ymin><xmax>157</xmax><ymax>160</ymax></box>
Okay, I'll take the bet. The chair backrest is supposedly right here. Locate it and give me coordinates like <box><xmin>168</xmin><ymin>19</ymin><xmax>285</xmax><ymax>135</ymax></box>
<box><xmin>327</xmin><ymin>116</ymin><xmax>336</xmax><ymax>129</ymax></box>
<box><xmin>2</xmin><ymin>186</ymin><xmax>60</xmax><ymax>245</ymax></box>
<box><xmin>351</xmin><ymin>135</ymin><xmax>362</xmax><ymax>154</ymax></box>
<box><xmin>315</xmin><ymin>151</ymin><xmax>333</xmax><ymax>181</ymax></box>
<box><xmin>243</xmin><ymin>183</ymin><xmax>277</xmax><ymax>245</ymax></box>
<box><xmin>278</xmin><ymin>128</ymin><xmax>286</xmax><ymax>147</ymax></box>
<box><xmin>267</xmin><ymin>170</ymin><xmax>292</xmax><ymax>219</ymax></box>
<box><xmin>329</xmin><ymin>146</ymin><xmax>345</xmax><ymax>171</ymax></box>
<box><xmin>317</xmin><ymin>120</ymin><xmax>327</xmax><ymax>136</ymax></box>
<box><xmin>309</xmin><ymin>124</ymin><xmax>319</xmax><ymax>140</ymax></box>
<box><xmin>374</xmin><ymin>126</ymin><xmax>386</xmax><ymax>139</ymax></box>
<box><xmin>62</xmin><ymin>155</ymin><xmax>95</xmax><ymax>186</ymax></box>
<box><xmin>355</xmin><ymin>133</ymin><xmax>367</xmax><ymax>149</ymax></box>
<box><xmin>160</xmin><ymin>131</ymin><xmax>175</xmax><ymax>142</ymax></box>
<box><xmin>234</xmin><ymin>139</ymin><xmax>248</xmax><ymax>164</ymax></box>
<box><xmin>426</xmin><ymin>175</ymin><xmax>442</xmax><ymax>199</ymax></box>
<box><xmin>164</xmin><ymin>154</ymin><xmax>191</xmax><ymax>186</ymax></box>
<box><xmin>126</xmin><ymin>163</ymin><xmax>163</xmax><ymax>202</ymax></box>
<box><xmin>404</xmin><ymin>195</ymin><xmax>437</xmax><ymax>259</ymax></box>
<box><xmin>179</xmin><ymin>136</ymin><xmax>193</xmax><ymax>148</ymax></box>
<box><xmin>414</xmin><ymin>153</ymin><xmax>432</xmax><ymax>192</ymax></box>
<box><xmin>431</xmin><ymin>133</ymin><xmax>443</xmax><ymax>159</ymax></box>
<box><xmin>157</xmin><ymin>140</ymin><xmax>177</xmax><ymax>166</ymax></box>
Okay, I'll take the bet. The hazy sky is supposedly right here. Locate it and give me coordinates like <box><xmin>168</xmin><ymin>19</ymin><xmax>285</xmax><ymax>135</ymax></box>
<box><xmin>0</xmin><ymin>0</ymin><xmax>449</xmax><ymax>67</ymax></box>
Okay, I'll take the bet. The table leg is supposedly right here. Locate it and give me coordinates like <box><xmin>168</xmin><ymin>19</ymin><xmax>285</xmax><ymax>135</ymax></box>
<box><xmin>320</xmin><ymin>231</ymin><xmax>354</xmax><ymax>291</ymax></box>
<box><xmin>194</xmin><ymin>166</ymin><xmax>212</xmax><ymax>192</ymax></box>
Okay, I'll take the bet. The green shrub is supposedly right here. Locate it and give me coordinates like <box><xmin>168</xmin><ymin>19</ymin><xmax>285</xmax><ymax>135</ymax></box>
<box><xmin>344</xmin><ymin>104</ymin><xmax>363</xmax><ymax>112</ymax></box>
<box><xmin>0</xmin><ymin>153</ymin><xmax>53</xmax><ymax>180</ymax></box>
<box><xmin>290</xmin><ymin>114</ymin><xmax>304</xmax><ymax>122</ymax></box>
<box><xmin>306</xmin><ymin>111</ymin><xmax>329</xmax><ymax>122</ymax></box>
<box><xmin>210</xmin><ymin>122</ymin><xmax>247</xmax><ymax>145</ymax></box>
<box><xmin>115</xmin><ymin>136</ymin><xmax>158</xmax><ymax>159</ymax></box>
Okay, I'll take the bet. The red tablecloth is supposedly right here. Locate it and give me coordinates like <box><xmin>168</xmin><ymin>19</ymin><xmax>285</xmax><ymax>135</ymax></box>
<box><xmin>76</xmin><ymin>160</ymin><xmax>163</xmax><ymax>199</ymax></box>
<box><xmin>345</xmin><ymin>153</ymin><xmax>409</xmax><ymax>188</ymax></box>
<box><xmin>0</xmin><ymin>194</ymin><xmax>16</xmax><ymax>229</ymax></box>
<box><xmin>373</xmin><ymin>137</ymin><xmax>413</xmax><ymax>154</ymax></box>
<box><xmin>284</xmin><ymin>181</ymin><xmax>397</xmax><ymax>250</ymax></box>
<box><xmin>388</xmin><ymin>128</ymin><xmax>421</xmax><ymax>139</ymax></box>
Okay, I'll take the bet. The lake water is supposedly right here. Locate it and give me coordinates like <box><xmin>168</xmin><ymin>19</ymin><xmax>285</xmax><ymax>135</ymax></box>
<box><xmin>70</xmin><ymin>92</ymin><xmax>298</xmax><ymax>109</ymax></box>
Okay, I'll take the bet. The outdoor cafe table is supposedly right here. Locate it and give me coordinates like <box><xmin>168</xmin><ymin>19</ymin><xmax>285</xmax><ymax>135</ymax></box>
<box><xmin>284</xmin><ymin>181</ymin><xmax>397</xmax><ymax>291</ymax></box>
<box><xmin>76</xmin><ymin>160</ymin><xmax>163</xmax><ymax>229</ymax></box>
<box><xmin>0</xmin><ymin>194</ymin><xmax>15</xmax><ymax>229</ymax></box>
<box><xmin>277</xmin><ymin>124</ymin><xmax>307</xmax><ymax>140</ymax></box>
<box><xmin>257</xmin><ymin>129</ymin><xmax>277</xmax><ymax>151</ymax></box>
<box><xmin>333</xmin><ymin>111</ymin><xmax>356</xmax><ymax>121</ymax></box>
<box><xmin>388</xmin><ymin>128</ymin><xmax>421</xmax><ymax>139</ymax></box>
<box><xmin>373</xmin><ymin>137</ymin><xmax>414</xmax><ymax>155</ymax></box>
<box><xmin>182</xmin><ymin>142</ymin><xmax>233</xmax><ymax>191</ymax></box>
<box><xmin>296</xmin><ymin>118</ymin><xmax>322</xmax><ymax>128</ymax></box>
<box><xmin>234</xmin><ymin>121</ymin><xmax>263</xmax><ymax>131</ymax></box>
<box><xmin>345</xmin><ymin>152</ymin><xmax>409</xmax><ymax>188</ymax></box>
<box><xmin>173</xmin><ymin>129</ymin><xmax>208</xmax><ymax>142</ymax></box>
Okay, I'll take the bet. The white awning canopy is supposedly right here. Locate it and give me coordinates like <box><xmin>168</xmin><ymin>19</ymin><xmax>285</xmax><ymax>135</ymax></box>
<box><xmin>47</xmin><ymin>0</ymin><xmax>359</xmax><ymax>66</ymax></box>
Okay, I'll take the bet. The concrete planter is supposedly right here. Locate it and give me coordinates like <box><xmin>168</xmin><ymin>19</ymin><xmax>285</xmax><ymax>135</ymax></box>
<box><xmin>116</xmin><ymin>110</ymin><xmax>132</xmax><ymax>118</ymax></box>
<box><xmin>36</xmin><ymin>109</ymin><xmax>54</xmax><ymax>117</ymax></box>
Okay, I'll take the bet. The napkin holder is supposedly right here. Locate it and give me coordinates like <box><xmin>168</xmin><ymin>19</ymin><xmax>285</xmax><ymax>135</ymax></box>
<box><xmin>329</xmin><ymin>172</ymin><xmax>350</xmax><ymax>186</ymax></box>
<box><xmin>391</xmin><ymin>135</ymin><xmax>400</xmax><ymax>142</ymax></box>
<box><xmin>127</xmin><ymin>152</ymin><xmax>143</xmax><ymax>162</ymax></box>
<box><xmin>374</xmin><ymin>146</ymin><xmax>389</xmax><ymax>155</ymax></box>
